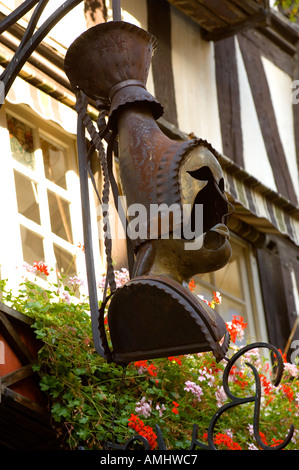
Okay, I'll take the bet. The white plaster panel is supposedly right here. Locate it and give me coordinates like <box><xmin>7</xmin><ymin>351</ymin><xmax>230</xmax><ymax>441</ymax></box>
<box><xmin>235</xmin><ymin>38</ymin><xmax>277</xmax><ymax>191</ymax></box>
<box><xmin>120</xmin><ymin>0</ymin><xmax>154</xmax><ymax>96</ymax></box>
<box><xmin>262</xmin><ymin>56</ymin><xmax>299</xmax><ymax>200</ymax></box>
<box><xmin>170</xmin><ymin>7</ymin><xmax>222</xmax><ymax>152</ymax></box>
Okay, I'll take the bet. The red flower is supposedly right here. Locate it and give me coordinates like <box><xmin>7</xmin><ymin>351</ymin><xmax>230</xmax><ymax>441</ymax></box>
<box><xmin>259</xmin><ymin>431</ymin><xmax>268</xmax><ymax>446</ymax></box>
<box><xmin>77</xmin><ymin>242</ymin><xmax>85</xmax><ymax>252</ymax></box>
<box><xmin>282</xmin><ymin>384</ymin><xmax>294</xmax><ymax>402</ymax></box>
<box><xmin>33</xmin><ymin>261</ymin><xmax>49</xmax><ymax>276</ymax></box>
<box><xmin>147</xmin><ymin>364</ymin><xmax>157</xmax><ymax>377</ymax></box>
<box><xmin>172</xmin><ymin>401</ymin><xmax>179</xmax><ymax>414</ymax></box>
<box><xmin>271</xmin><ymin>438</ymin><xmax>284</xmax><ymax>447</ymax></box>
<box><xmin>226</xmin><ymin>315</ymin><xmax>247</xmax><ymax>343</ymax></box>
<box><xmin>128</xmin><ymin>414</ymin><xmax>157</xmax><ymax>449</ymax></box>
<box><xmin>277</xmin><ymin>349</ymin><xmax>287</xmax><ymax>363</ymax></box>
<box><xmin>168</xmin><ymin>356</ymin><xmax>183</xmax><ymax>365</ymax></box>
<box><xmin>214</xmin><ymin>433</ymin><xmax>242</xmax><ymax>450</ymax></box>
<box><xmin>212</xmin><ymin>291</ymin><xmax>222</xmax><ymax>304</ymax></box>
<box><xmin>231</xmin><ymin>368</ymin><xmax>249</xmax><ymax>390</ymax></box>
<box><xmin>189</xmin><ymin>279</ymin><xmax>196</xmax><ymax>292</ymax></box>
<box><xmin>260</xmin><ymin>374</ymin><xmax>273</xmax><ymax>396</ymax></box>
<box><xmin>134</xmin><ymin>360</ymin><xmax>148</xmax><ymax>369</ymax></box>
<box><xmin>134</xmin><ymin>360</ymin><xmax>157</xmax><ymax>377</ymax></box>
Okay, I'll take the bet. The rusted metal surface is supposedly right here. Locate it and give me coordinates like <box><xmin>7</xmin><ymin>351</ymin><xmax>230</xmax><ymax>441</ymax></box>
<box><xmin>108</xmin><ymin>275</ymin><xmax>230</xmax><ymax>363</ymax></box>
<box><xmin>65</xmin><ymin>21</ymin><xmax>232</xmax><ymax>363</ymax></box>
<box><xmin>64</xmin><ymin>21</ymin><xmax>163</xmax><ymax>124</ymax></box>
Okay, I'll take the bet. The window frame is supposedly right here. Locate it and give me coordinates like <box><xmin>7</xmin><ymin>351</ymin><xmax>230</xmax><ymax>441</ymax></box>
<box><xmin>193</xmin><ymin>233</ymin><xmax>268</xmax><ymax>344</ymax></box>
<box><xmin>0</xmin><ymin>102</ymin><xmax>89</xmax><ymax>290</ymax></box>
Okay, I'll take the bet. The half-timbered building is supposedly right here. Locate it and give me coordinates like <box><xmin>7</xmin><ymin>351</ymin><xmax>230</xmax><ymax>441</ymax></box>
<box><xmin>0</xmin><ymin>0</ymin><xmax>299</xmax><ymax>448</ymax></box>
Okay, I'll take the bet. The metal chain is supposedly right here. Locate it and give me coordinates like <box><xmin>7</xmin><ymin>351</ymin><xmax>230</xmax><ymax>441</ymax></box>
<box><xmin>75</xmin><ymin>90</ymin><xmax>116</xmax><ymax>294</ymax></box>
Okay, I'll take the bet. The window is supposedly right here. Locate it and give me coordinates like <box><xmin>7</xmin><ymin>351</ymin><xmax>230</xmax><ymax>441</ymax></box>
<box><xmin>192</xmin><ymin>235</ymin><xmax>268</xmax><ymax>345</ymax></box>
<box><xmin>6</xmin><ymin>108</ymin><xmax>81</xmax><ymax>285</ymax></box>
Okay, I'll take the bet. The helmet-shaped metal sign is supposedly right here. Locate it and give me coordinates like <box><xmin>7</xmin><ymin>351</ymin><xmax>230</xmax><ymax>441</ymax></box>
<box><xmin>65</xmin><ymin>20</ymin><xmax>232</xmax><ymax>364</ymax></box>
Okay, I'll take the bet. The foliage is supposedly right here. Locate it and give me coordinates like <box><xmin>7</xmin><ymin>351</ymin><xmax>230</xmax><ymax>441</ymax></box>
<box><xmin>0</xmin><ymin>263</ymin><xmax>299</xmax><ymax>451</ymax></box>
<box><xmin>275</xmin><ymin>0</ymin><xmax>299</xmax><ymax>21</ymax></box>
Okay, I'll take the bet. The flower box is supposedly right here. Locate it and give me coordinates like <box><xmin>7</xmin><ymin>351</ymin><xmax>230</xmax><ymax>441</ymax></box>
<box><xmin>0</xmin><ymin>302</ymin><xmax>56</xmax><ymax>449</ymax></box>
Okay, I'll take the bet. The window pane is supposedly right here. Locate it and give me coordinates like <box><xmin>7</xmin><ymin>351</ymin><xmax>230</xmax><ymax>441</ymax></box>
<box><xmin>47</xmin><ymin>191</ymin><xmax>73</xmax><ymax>243</ymax></box>
<box><xmin>41</xmin><ymin>138</ymin><xmax>68</xmax><ymax>189</ymax></box>
<box><xmin>214</xmin><ymin>256</ymin><xmax>244</xmax><ymax>300</ymax></box>
<box><xmin>54</xmin><ymin>245</ymin><xmax>76</xmax><ymax>278</ymax></box>
<box><xmin>14</xmin><ymin>171</ymin><xmax>40</xmax><ymax>224</ymax></box>
<box><xmin>7</xmin><ymin>115</ymin><xmax>35</xmax><ymax>170</ymax></box>
<box><xmin>196</xmin><ymin>272</ymin><xmax>212</xmax><ymax>284</ymax></box>
<box><xmin>20</xmin><ymin>226</ymin><xmax>44</xmax><ymax>265</ymax></box>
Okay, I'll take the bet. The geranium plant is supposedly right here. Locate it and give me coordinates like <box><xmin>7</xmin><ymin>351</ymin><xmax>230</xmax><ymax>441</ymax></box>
<box><xmin>0</xmin><ymin>263</ymin><xmax>298</xmax><ymax>450</ymax></box>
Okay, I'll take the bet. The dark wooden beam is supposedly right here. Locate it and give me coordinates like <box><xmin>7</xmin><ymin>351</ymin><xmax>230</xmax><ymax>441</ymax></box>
<box><xmin>84</xmin><ymin>0</ymin><xmax>107</xmax><ymax>27</ymax></box>
<box><xmin>238</xmin><ymin>33</ymin><xmax>298</xmax><ymax>205</ymax></box>
<box><xmin>0</xmin><ymin>311</ymin><xmax>33</xmax><ymax>364</ymax></box>
<box><xmin>1</xmin><ymin>364</ymin><xmax>34</xmax><ymax>387</ymax></box>
<box><xmin>292</xmin><ymin>42</ymin><xmax>299</xmax><ymax>178</ymax></box>
<box><xmin>166</xmin><ymin>0</ymin><xmax>270</xmax><ymax>41</ymax></box>
<box><xmin>256</xmin><ymin>245</ymin><xmax>291</xmax><ymax>351</ymax></box>
<box><xmin>240</xmin><ymin>29</ymin><xmax>294</xmax><ymax>75</ymax></box>
<box><xmin>257</xmin><ymin>234</ymin><xmax>299</xmax><ymax>358</ymax></box>
<box><xmin>215</xmin><ymin>36</ymin><xmax>244</xmax><ymax>167</ymax></box>
<box><xmin>147</xmin><ymin>0</ymin><xmax>178</xmax><ymax>127</ymax></box>
<box><xmin>0</xmin><ymin>302</ymin><xmax>33</xmax><ymax>326</ymax></box>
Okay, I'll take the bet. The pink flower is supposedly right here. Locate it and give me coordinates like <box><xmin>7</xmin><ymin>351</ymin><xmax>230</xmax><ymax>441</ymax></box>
<box><xmin>215</xmin><ymin>386</ymin><xmax>227</xmax><ymax>407</ymax></box>
<box><xmin>98</xmin><ymin>268</ymin><xmax>130</xmax><ymax>290</ymax></box>
<box><xmin>62</xmin><ymin>291</ymin><xmax>71</xmax><ymax>304</ymax></box>
<box><xmin>68</xmin><ymin>276</ymin><xmax>85</xmax><ymax>289</ymax></box>
<box><xmin>198</xmin><ymin>367</ymin><xmax>215</xmax><ymax>387</ymax></box>
<box><xmin>184</xmin><ymin>380</ymin><xmax>203</xmax><ymax>402</ymax></box>
<box><xmin>156</xmin><ymin>403</ymin><xmax>166</xmax><ymax>417</ymax></box>
<box><xmin>135</xmin><ymin>397</ymin><xmax>152</xmax><ymax>418</ymax></box>
<box><xmin>284</xmin><ymin>362</ymin><xmax>299</xmax><ymax>377</ymax></box>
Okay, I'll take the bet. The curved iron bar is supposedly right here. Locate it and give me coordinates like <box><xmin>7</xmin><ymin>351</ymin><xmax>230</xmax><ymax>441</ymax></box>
<box><xmin>76</xmin><ymin>92</ymin><xmax>107</xmax><ymax>359</ymax></box>
<box><xmin>193</xmin><ymin>342</ymin><xmax>294</xmax><ymax>450</ymax></box>
<box><xmin>112</xmin><ymin>0</ymin><xmax>121</xmax><ymax>21</ymax></box>
<box><xmin>0</xmin><ymin>0</ymin><xmax>83</xmax><ymax>102</ymax></box>
<box><xmin>0</xmin><ymin>0</ymin><xmax>40</xmax><ymax>34</ymax></box>
<box><xmin>1</xmin><ymin>0</ymin><xmax>50</xmax><ymax>83</ymax></box>
<box><xmin>104</xmin><ymin>343</ymin><xmax>294</xmax><ymax>451</ymax></box>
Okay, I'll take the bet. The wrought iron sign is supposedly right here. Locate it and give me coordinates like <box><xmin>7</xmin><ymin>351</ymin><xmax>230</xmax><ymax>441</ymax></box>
<box><xmin>0</xmin><ymin>0</ymin><xmax>295</xmax><ymax>451</ymax></box>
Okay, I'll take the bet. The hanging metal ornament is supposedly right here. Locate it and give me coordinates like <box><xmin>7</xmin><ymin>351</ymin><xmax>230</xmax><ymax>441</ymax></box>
<box><xmin>64</xmin><ymin>5</ymin><xmax>233</xmax><ymax>365</ymax></box>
